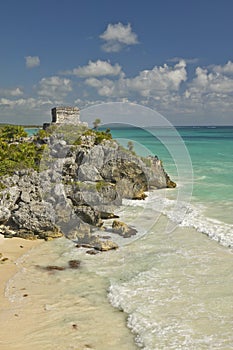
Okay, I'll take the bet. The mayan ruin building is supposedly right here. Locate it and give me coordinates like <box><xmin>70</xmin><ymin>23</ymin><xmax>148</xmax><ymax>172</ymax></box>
<box><xmin>43</xmin><ymin>106</ymin><xmax>87</xmax><ymax>129</ymax></box>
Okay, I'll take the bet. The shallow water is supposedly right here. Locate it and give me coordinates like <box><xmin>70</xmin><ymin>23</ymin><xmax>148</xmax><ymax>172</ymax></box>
<box><xmin>4</xmin><ymin>209</ymin><xmax>233</xmax><ymax>350</ymax></box>
<box><xmin>108</xmin><ymin>217</ymin><xmax>233</xmax><ymax>349</ymax></box>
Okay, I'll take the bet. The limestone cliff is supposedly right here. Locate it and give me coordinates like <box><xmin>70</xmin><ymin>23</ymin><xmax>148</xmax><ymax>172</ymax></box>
<box><xmin>0</xmin><ymin>129</ymin><xmax>176</xmax><ymax>250</ymax></box>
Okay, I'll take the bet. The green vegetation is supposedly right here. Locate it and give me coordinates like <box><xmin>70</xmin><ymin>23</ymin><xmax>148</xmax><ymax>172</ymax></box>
<box><xmin>0</xmin><ymin>141</ymin><xmax>45</xmax><ymax>176</ymax></box>
<box><xmin>0</xmin><ymin>182</ymin><xmax>6</xmax><ymax>190</ymax></box>
<box><xmin>0</xmin><ymin>125</ymin><xmax>27</xmax><ymax>141</ymax></box>
<box><xmin>73</xmin><ymin>128</ymin><xmax>112</xmax><ymax>146</ymax></box>
<box><xmin>94</xmin><ymin>130</ymin><xmax>112</xmax><ymax>144</ymax></box>
<box><xmin>95</xmin><ymin>180</ymin><xmax>111</xmax><ymax>191</ymax></box>
<box><xmin>0</xmin><ymin>125</ymin><xmax>46</xmax><ymax>176</ymax></box>
<box><xmin>34</xmin><ymin>128</ymin><xmax>50</xmax><ymax>140</ymax></box>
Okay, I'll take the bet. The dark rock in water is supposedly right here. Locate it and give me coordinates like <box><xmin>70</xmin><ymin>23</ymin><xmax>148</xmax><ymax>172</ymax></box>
<box><xmin>94</xmin><ymin>239</ymin><xmax>118</xmax><ymax>251</ymax></box>
<box><xmin>44</xmin><ymin>265</ymin><xmax>66</xmax><ymax>271</ymax></box>
<box><xmin>86</xmin><ymin>249</ymin><xmax>100</xmax><ymax>255</ymax></box>
<box><xmin>132</xmin><ymin>192</ymin><xmax>147</xmax><ymax>200</ymax></box>
<box><xmin>166</xmin><ymin>175</ymin><xmax>177</xmax><ymax>188</ymax></box>
<box><xmin>74</xmin><ymin>232</ymin><xmax>118</xmax><ymax>251</ymax></box>
<box><xmin>100</xmin><ymin>212</ymin><xmax>119</xmax><ymax>219</ymax></box>
<box><xmin>68</xmin><ymin>259</ymin><xmax>81</xmax><ymax>269</ymax></box>
<box><xmin>75</xmin><ymin>243</ymin><xmax>92</xmax><ymax>249</ymax></box>
<box><xmin>112</xmin><ymin>220</ymin><xmax>137</xmax><ymax>238</ymax></box>
<box><xmin>60</xmin><ymin>218</ymin><xmax>91</xmax><ymax>241</ymax></box>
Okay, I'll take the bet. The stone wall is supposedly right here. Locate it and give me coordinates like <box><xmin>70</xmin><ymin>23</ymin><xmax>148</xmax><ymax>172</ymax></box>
<box><xmin>51</xmin><ymin>106</ymin><xmax>80</xmax><ymax>124</ymax></box>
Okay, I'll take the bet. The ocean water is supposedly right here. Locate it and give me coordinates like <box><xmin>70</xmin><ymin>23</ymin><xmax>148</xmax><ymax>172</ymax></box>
<box><xmin>3</xmin><ymin>126</ymin><xmax>233</xmax><ymax>350</ymax></box>
<box><xmin>111</xmin><ymin>126</ymin><xmax>233</xmax><ymax>242</ymax></box>
<box><xmin>25</xmin><ymin>128</ymin><xmax>40</xmax><ymax>136</ymax></box>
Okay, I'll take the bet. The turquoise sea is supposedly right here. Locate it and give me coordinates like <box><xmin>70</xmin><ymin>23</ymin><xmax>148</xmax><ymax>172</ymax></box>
<box><xmin>3</xmin><ymin>125</ymin><xmax>233</xmax><ymax>350</ymax></box>
<box><xmin>111</xmin><ymin>125</ymin><xmax>233</xmax><ymax>229</ymax></box>
<box><xmin>25</xmin><ymin>127</ymin><xmax>41</xmax><ymax>136</ymax></box>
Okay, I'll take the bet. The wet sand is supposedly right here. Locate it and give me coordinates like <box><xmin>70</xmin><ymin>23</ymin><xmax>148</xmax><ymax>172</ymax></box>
<box><xmin>0</xmin><ymin>235</ymin><xmax>42</xmax><ymax>350</ymax></box>
<box><xmin>0</xmin><ymin>236</ymin><xmax>137</xmax><ymax>350</ymax></box>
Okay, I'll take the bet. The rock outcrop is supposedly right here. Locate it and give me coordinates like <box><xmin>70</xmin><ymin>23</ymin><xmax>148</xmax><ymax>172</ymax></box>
<box><xmin>0</xmin><ymin>131</ymin><xmax>176</xmax><ymax>250</ymax></box>
<box><xmin>112</xmin><ymin>220</ymin><xmax>137</xmax><ymax>238</ymax></box>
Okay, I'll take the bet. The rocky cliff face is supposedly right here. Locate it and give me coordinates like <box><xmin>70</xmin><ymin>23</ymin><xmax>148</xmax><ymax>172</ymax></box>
<box><xmin>0</xmin><ymin>132</ymin><xmax>175</xmax><ymax>250</ymax></box>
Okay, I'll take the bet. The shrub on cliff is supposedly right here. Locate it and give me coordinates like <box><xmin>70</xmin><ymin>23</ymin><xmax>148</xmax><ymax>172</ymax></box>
<box><xmin>0</xmin><ymin>125</ymin><xmax>27</xmax><ymax>141</ymax></box>
<box><xmin>0</xmin><ymin>141</ymin><xmax>45</xmax><ymax>176</ymax></box>
<box><xmin>73</xmin><ymin>129</ymin><xmax>112</xmax><ymax>146</ymax></box>
<box><xmin>0</xmin><ymin>125</ymin><xmax>46</xmax><ymax>177</ymax></box>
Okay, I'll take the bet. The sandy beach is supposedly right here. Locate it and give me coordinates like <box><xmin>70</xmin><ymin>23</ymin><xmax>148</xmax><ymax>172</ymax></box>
<box><xmin>0</xmin><ymin>235</ymin><xmax>138</xmax><ymax>350</ymax></box>
<box><xmin>0</xmin><ymin>235</ymin><xmax>42</xmax><ymax>350</ymax></box>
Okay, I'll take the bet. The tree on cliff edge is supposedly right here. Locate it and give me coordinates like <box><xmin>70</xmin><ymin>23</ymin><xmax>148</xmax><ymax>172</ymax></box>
<box><xmin>93</xmin><ymin>118</ymin><xmax>101</xmax><ymax>130</ymax></box>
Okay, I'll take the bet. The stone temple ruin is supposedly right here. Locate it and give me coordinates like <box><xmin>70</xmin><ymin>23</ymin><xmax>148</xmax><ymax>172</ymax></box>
<box><xmin>43</xmin><ymin>106</ymin><xmax>87</xmax><ymax>129</ymax></box>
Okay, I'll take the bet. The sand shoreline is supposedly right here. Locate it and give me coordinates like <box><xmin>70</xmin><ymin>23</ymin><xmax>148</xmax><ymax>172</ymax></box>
<box><xmin>0</xmin><ymin>235</ymin><xmax>42</xmax><ymax>349</ymax></box>
<box><xmin>0</xmin><ymin>235</ymin><xmax>138</xmax><ymax>350</ymax></box>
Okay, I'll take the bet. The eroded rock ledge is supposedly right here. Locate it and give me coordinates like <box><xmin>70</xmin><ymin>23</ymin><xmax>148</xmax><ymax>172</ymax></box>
<box><xmin>0</xmin><ymin>132</ymin><xmax>176</xmax><ymax>251</ymax></box>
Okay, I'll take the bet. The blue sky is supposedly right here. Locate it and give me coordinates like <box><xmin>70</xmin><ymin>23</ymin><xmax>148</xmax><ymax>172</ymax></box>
<box><xmin>0</xmin><ymin>0</ymin><xmax>233</xmax><ymax>125</ymax></box>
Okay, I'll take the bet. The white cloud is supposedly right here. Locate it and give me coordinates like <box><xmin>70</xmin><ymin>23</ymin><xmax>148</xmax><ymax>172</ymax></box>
<box><xmin>100</xmin><ymin>22</ymin><xmax>139</xmax><ymax>52</ymax></box>
<box><xmin>0</xmin><ymin>97</ymin><xmax>52</xmax><ymax>109</ymax></box>
<box><xmin>74</xmin><ymin>98</ymin><xmax>105</xmax><ymax>109</ymax></box>
<box><xmin>83</xmin><ymin>60</ymin><xmax>187</xmax><ymax>99</ymax></box>
<box><xmin>64</xmin><ymin>60</ymin><xmax>122</xmax><ymax>77</ymax></box>
<box><xmin>25</xmin><ymin>56</ymin><xmax>40</xmax><ymax>68</ymax></box>
<box><xmin>212</xmin><ymin>60</ymin><xmax>233</xmax><ymax>75</ymax></box>
<box><xmin>125</xmin><ymin>60</ymin><xmax>187</xmax><ymax>96</ymax></box>
<box><xmin>37</xmin><ymin>76</ymin><xmax>72</xmax><ymax>99</ymax></box>
<box><xmin>0</xmin><ymin>97</ymin><xmax>54</xmax><ymax>124</ymax></box>
<box><xmin>79</xmin><ymin>59</ymin><xmax>233</xmax><ymax>122</ymax></box>
<box><xmin>186</xmin><ymin>65</ymin><xmax>233</xmax><ymax>95</ymax></box>
<box><xmin>180</xmin><ymin>63</ymin><xmax>233</xmax><ymax>118</ymax></box>
<box><xmin>2</xmin><ymin>58</ymin><xmax>233</xmax><ymax>125</ymax></box>
<box><xmin>84</xmin><ymin>77</ymin><xmax>103</xmax><ymax>88</ymax></box>
<box><xmin>0</xmin><ymin>87</ymin><xmax>23</xmax><ymax>97</ymax></box>
<box><xmin>85</xmin><ymin>77</ymin><xmax>115</xmax><ymax>96</ymax></box>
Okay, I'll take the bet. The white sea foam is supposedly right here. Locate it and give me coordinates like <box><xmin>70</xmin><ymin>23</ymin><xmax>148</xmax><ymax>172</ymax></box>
<box><xmin>121</xmin><ymin>190</ymin><xmax>233</xmax><ymax>249</ymax></box>
<box><xmin>108</xmin><ymin>219</ymin><xmax>233</xmax><ymax>349</ymax></box>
